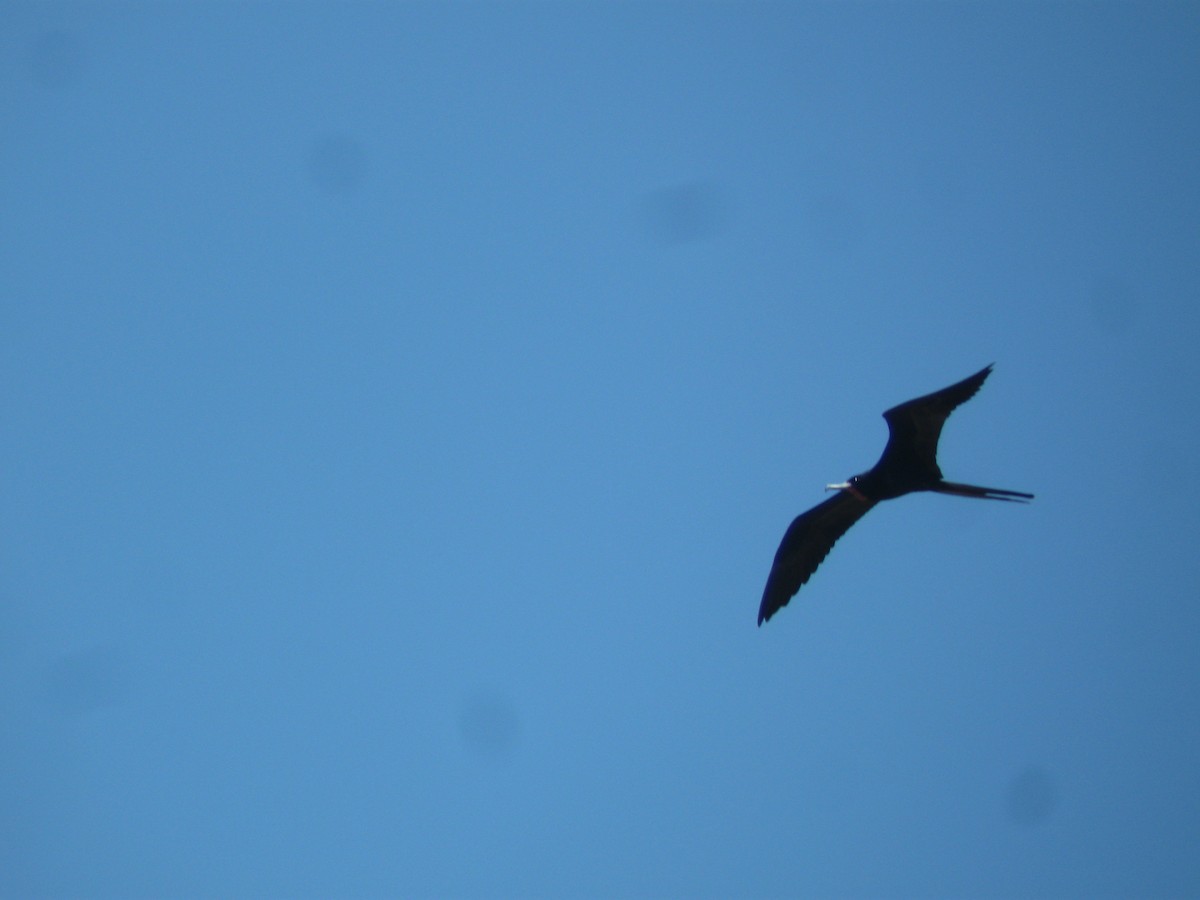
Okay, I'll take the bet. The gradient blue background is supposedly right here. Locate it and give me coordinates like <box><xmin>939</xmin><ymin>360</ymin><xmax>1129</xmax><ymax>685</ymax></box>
<box><xmin>4</xmin><ymin>3</ymin><xmax>1199</xmax><ymax>897</ymax></box>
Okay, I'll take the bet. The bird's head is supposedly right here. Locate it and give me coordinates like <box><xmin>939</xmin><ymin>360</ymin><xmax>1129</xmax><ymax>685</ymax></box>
<box><xmin>826</xmin><ymin>474</ymin><xmax>869</xmax><ymax>502</ymax></box>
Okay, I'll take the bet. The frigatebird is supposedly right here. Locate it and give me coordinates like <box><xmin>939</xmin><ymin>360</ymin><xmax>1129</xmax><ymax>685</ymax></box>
<box><xmin>758</xmin><ymin>364</ymin><xmax>1032</xmax><ymax>626</ymax></box>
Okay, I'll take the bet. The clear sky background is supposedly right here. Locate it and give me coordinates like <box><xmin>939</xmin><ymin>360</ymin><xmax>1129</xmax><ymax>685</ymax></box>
<box><xmin>3</xmin><ymin>3</ymin><xmax>1199</xmax><ymax>898</ymax></box>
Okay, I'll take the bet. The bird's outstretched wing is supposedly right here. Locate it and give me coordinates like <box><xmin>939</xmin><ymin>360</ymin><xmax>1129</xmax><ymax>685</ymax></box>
<box><xmin>880</xmin><ymin>364</ymin><xmax>993</xmax><ymax>478</ymax></box>
<box><xmin>758</xmin><ymin>492</ymin><xmax>877</xmax><ymax>625</ymax></box>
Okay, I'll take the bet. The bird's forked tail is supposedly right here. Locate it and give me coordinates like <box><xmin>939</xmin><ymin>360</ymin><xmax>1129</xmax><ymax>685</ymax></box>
<box><xmin>933</xmin><ymin>480</ymin><xmax>1034</xmax><ymax>502</ymax></box>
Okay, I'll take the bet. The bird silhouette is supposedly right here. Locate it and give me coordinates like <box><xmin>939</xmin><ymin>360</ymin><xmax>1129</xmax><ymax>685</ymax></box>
<box><xmin>758</xmin><ymin>364</ymin><xmax>1032</xmax><ymax>626</ymax></box>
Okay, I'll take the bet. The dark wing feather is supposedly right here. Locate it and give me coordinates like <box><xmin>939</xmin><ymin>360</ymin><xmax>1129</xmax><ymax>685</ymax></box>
<box><xmin>879</xmin><ymin>364</ymin><xmax>993</xmax><ymax>477</ymax></box>
<box><xmin>758</xmin><ymin>492</ymin><xmax>877</xmax><ymax>625</ymax></box>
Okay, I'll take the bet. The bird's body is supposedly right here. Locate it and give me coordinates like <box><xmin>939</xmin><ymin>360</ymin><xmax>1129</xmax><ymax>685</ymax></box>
<box><xmin>758</xmin><ymin>364</ymin><xmax>1032</xmax><ymax>626</ymax></box>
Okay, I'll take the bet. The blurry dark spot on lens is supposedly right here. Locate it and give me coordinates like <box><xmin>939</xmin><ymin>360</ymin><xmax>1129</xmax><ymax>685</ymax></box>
<box><xmin>29</xmin><ymin>30</ymin><xmax>85</xmax><ymax>88</ymax></box>
<box><xmin>1006</xmin><ymin>765</ymin><xmax>1056</xmax><ymax>826</ymax></box>
<box><xmin>642</xmin><ymin>181</ymin><xmax>727</xmax><ymax>244</ymax></box>
<box><xmin>1088</xmin><ymin>275</ymin><xmax>1137</xmax><ymax>335</ymax></box>
<box><xmin>46</xmin><ymin>644</ymin><xmax>128</xmax><ymax>715</ymax></box>
<box><xmin>308</xmin><ymin>134</ymin><xmax>367</xmax><ymax>194</ymax></box>
<box><xmin>458</xmin><ymin>689</ymin><xmax>520</xmax><ymax>759</ymax></box>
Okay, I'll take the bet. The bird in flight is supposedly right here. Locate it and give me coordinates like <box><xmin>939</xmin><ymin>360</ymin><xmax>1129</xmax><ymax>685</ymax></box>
<box><xmin>758</xmin><ymin>364</ymin><xmax>1032</xmax><ymax>626</ymax></box>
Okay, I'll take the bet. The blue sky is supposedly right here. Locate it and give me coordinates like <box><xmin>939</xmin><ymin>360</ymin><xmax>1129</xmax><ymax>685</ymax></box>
<box><xmin>3</xmin><ymin>2</ymin><xmax>1199</xmax><ymax>897</ymax></box>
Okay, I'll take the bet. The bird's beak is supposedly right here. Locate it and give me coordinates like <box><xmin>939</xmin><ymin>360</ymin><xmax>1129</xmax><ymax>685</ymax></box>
<box><xmin>826</xmin><ymin>482</ymin><xmax>868</xmax><ymax>501</ymax></box>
